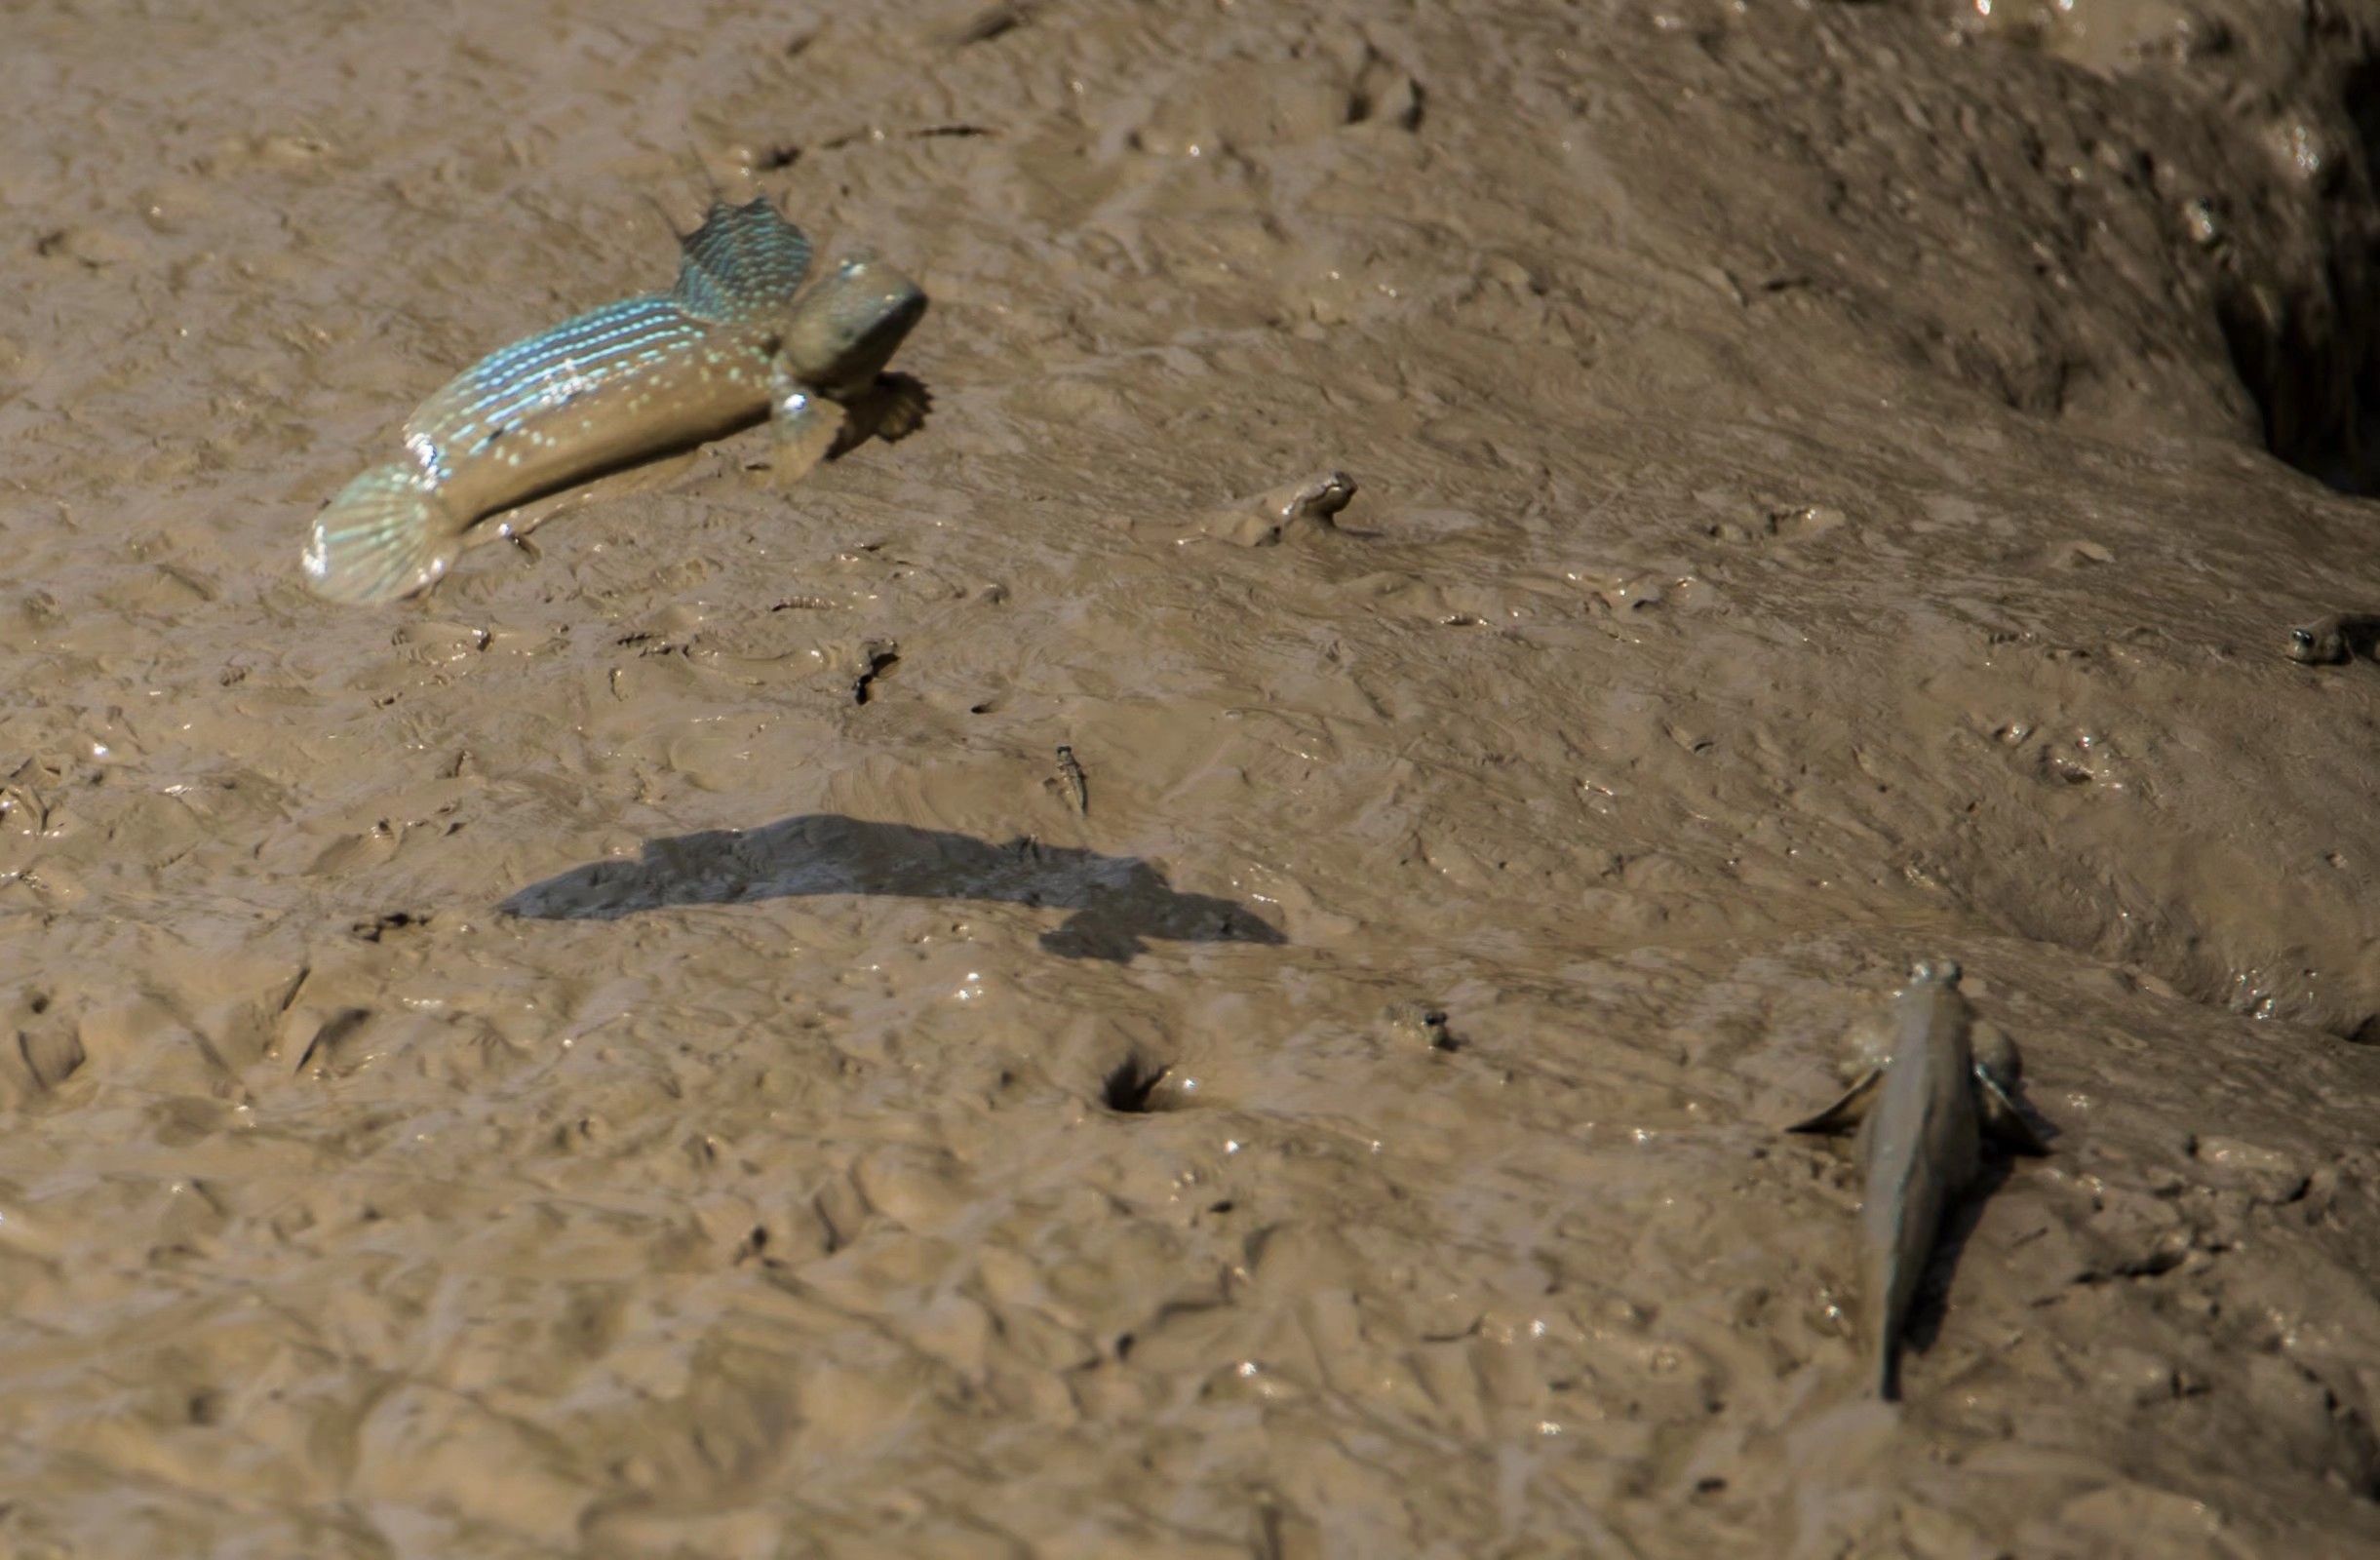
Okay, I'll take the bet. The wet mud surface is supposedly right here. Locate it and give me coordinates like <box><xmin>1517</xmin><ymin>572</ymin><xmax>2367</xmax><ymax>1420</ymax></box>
<box><xmin>9</xmin><ymin>0</ymin><xmax>2380</xmax><ymax>1554</ymax></box>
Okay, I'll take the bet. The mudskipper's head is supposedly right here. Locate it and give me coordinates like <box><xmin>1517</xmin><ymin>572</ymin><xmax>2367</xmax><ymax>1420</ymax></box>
<box><xmin>2289</xmin><ymin>617</ymin><xmax>2350</xmax><ymax>664</ymax></box>
<box><xmin>783</xmin><ymin>255</ymin><xmax>927</xmax><ymax>391</ymax></box>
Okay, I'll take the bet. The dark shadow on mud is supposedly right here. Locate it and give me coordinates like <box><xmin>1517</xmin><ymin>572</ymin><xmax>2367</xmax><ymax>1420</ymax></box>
<box><xmin>1793</xmin><ymin>1092</ymin><xmax>2053</xmax><ymax>1399</ymax></box>
<box><xmin>2214</xmin><ymin>52</ymin><xmax>2380</xmax><ymax>496</ymax></box>
<box><xmin>498</xmin><ymin>813</ymin><xmax>1285</xmax><ymax>963</ymax></box>
<box><xmin>1900</xmin><ymin>1158</ymin><xmax>2013</xmax><ymax>1357</ymax></box>
<box><xmin>1897</xmin><ymin>1124</ymin><xmax>2053</xmax><ymax>1393</ymax></box>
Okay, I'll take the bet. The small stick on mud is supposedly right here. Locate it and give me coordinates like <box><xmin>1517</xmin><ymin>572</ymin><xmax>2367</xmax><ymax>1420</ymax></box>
<box><xmin>1054</xmin><ymin>744</ymin><xmax>1089</xmax><ymax>815</ymax></box>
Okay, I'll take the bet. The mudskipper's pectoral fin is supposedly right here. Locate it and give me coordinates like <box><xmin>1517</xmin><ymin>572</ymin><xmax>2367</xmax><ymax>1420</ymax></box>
<box><xmin>859</xmin><ymin>372</ymin><xmax>933</xmax><ymax>444</ymax></box>
<box><xmin>822</xmin><ymin>372</ymin><xmax>933</xmax><ymax>459</ymax></box>
<box><xmin>767</xmin><ymin>366</ymin><xmax>848</xmax><ymax>487</ymax></box>
<box><xmin>1976</xmin><ymin>1072</ymin><xmax>2051</xmax><ymax>1155</ymax></box>
<box><xmin>673</xmin><ymin>198</ymin><xmax>814</xmax><ymax>322</ymax></box>
<box><xmin>1788</xmin><ymin>1069</ymin><xmax>1882</xmax><ymax>1136</ymax></box>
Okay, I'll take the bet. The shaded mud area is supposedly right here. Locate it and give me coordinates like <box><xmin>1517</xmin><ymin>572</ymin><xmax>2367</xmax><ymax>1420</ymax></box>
<box><xmin>7</xmin><ymin>0</ymin><xmax>2380</xmax><ymax>1553</ymax></box>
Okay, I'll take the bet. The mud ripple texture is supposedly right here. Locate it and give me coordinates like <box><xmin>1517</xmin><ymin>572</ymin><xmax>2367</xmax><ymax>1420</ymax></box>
<box><xmin>6</xmin><ymin>0</ymin><xmax>2380</xmax><ymax>1555</ymax></box>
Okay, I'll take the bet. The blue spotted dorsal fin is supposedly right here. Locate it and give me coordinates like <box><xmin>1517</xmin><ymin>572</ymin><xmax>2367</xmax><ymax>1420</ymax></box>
<box><xmin>672</xmin><ymin>197</ymin><xmax>814</xmax><ymax>321</ymax></box>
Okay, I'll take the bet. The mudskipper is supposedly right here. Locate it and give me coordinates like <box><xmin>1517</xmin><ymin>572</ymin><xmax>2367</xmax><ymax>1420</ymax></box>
<box><xmin>303</xmin><ymin>196</ymin><xmax>927</xmax><ymax>604</ymax></box>
<box><xmin>1790</xmin><ymin>959</ymin><xmax>2048</xmax><ymax>1399</ymax></box>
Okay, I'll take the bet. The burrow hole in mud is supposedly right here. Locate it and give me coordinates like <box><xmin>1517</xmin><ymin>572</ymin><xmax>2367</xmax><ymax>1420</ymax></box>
<box><xmin>733</xmin><ymin>1225</ymin><xmax>781</xmax><ymax>1267</ymax></box>
<box><xmin>2216</xmin><ymin>53</ymin><xmax>2380</xmax><ymax>496</ymax></box>
<box><xmin>852</xmin><ymin>645</ymin><xmax>899</xmax><ymax>705</ymax></box>
<box><xmin>1101</xmin><ymin>1054</ymin><xmax>1183</xmax><ymax>1113</ymax></box>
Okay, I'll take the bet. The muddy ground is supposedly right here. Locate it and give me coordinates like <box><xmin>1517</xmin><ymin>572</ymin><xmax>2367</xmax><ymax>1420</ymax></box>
<box><xmin>7</xmin><ymin>0</ymin><xmax>2380</xmax><ymax>1554</ymax></box>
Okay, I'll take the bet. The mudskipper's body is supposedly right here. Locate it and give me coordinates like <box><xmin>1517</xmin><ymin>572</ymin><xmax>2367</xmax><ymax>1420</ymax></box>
<box><xmin>303</xmin><ymin>197</ymin><xmax>927</xmax><ymax>605</ymax></box>
<box><xmin>1789</xmin><ymin>959</ymin><xmax>2047</xmax><ymax>1399</ymax></box>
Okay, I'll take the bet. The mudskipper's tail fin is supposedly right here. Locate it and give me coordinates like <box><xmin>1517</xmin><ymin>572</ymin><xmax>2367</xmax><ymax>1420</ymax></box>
<box><xmin>672</xmin><ymin>197</ymin><xmax>814</xmax><ymax>321</ymax></box>
<box><xmin>302</xmin><ymin>464</ymin><xmax>461</xmax><ymax>605</ymax></box>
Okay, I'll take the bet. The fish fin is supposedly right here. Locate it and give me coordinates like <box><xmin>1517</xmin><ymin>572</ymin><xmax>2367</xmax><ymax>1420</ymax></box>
<box><xmin>1970</xmin><ymin>1019</ymin><xmax>2022</xmax><ymax>1086</ymax></box>
<box><xmin>1977</xmin><ymin>1071</ymin><xmax>2050</xmax><ymax>1155</ymax></box>
<box><xmin>855</xmin><ymin>371</ymin><xmax>933</xmax><ymax>445</ymax></box>
<box><xmin>1789</xmin><ymin>1068</ymin><xmax>1882</xmax><ymax>1136</ymax></box>
<box><xmin>673</xmin><ymin>197</ymin><xmax>813</xmax><ymax>321</ymax></box>
<box><xmin>768</xmin><ymin>380</ymin><xmax>847</xmax><ymax>486</ymax></box>
<box><xmin>302</xmin><ymin>464</ymin><xmax>460</xmax><ymax>605</ymax></box>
